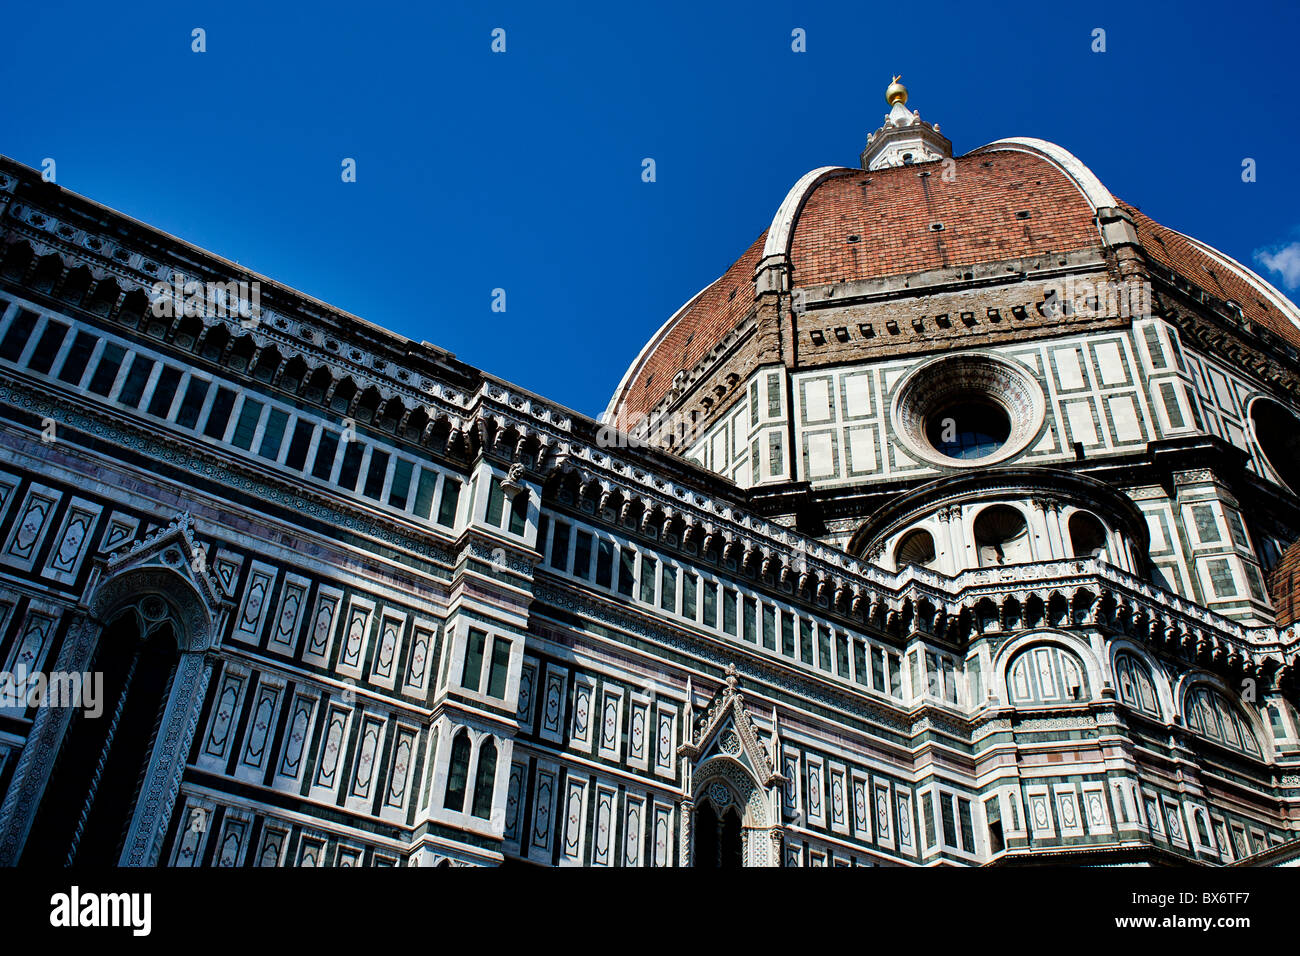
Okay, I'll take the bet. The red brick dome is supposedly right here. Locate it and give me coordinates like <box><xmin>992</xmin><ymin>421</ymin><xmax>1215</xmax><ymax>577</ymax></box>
<box><xmin>605</xmin><ymin>138</ymin><xmax>1300</xmax><ymax>428</ymax></box>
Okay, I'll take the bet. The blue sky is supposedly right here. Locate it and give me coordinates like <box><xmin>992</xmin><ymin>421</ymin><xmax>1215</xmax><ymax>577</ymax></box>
<box><xmin>3</xmin><ymin>0</ymin><xmax>1298</xmax><ymax>420</ymax></box>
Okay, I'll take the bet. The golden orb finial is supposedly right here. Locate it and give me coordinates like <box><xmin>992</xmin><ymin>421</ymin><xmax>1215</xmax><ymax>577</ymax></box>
<box><xmin>886</xmin><ymin>75</ymin><xmax>908</xmax><ymax>107</ymax></box>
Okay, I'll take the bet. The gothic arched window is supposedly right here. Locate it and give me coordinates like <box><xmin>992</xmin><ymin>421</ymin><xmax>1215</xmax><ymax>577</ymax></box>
<box><xmin>20</xmin><ymin>608</ymin><xmax>180</xmax><ymax>865</ymax></box>
<box><xmin>443</xmin><ymin>730</ymin><xmax>472</xmax><ymax>811</ymax></box>
<box><xmin>1006</xmin><ymin>644</ymin><xmax>1089</xmax><ymax>706</ymax></box>
<box><xmin>1113</xmin><ymin>651</ymin><xmax>1160</xmax><ymax>718</ymax></box>
<box><xmin>1183</xmin><ymin>684</ymin><xmax>1262</xmax><ymax>757</ymax></box>
<box><xmin>694</xmin><ymin>794</ymin><xmax>742</xmax><ymax>868</ymax></box>
<box><xmin>470</xmin><ymin>737</ymin><xmax>497</xmax><ymax>819</ymax></box>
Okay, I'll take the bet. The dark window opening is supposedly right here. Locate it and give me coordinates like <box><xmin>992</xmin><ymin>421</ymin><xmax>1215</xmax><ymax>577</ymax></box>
<box><xmin>87</xmin><ymin>343</ymin><xmax>126</xmax><ymax>397</ymax></box>
<box><xmin>174</xmin><ymin>377</ymin><xmax>211</xmax><ymax>429</ymax></box>
<box><xmin>20</xmin><ymin>613</ymin><xmax>179</xmax><ymax>866</ymax></box>
<box><xmin>926</xmin><ymin>398</ymin><xmax>1010</xmax><ymax>460</ymax></box>
<box><xmin>56</xmin><ymin>332</ymin><xmax>98</xmax><ymax>386</ymax></box>
<box><xmin>25</xmin><ymin>320</ymin><xmax>69</xmax><ymax>374</ymax></box>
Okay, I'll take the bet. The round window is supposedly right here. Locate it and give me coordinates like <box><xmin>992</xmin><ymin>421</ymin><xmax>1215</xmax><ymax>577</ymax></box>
<box><xmin>925</xmin><ymin>398</ymin><xmax>1012</xmax><ymax>460</ymax></box>
<box><xmin>1250</xmin><ymin>397</ymin><xmax>1300</xmax><ymax>493</ymax></box>
<box><xmin>891</xmin><ymin>353</ymin><xmax>1045</xmax><ymax>468</ymax></box>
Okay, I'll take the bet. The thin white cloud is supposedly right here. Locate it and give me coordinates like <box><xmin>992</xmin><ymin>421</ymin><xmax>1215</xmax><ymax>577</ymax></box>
<box><xmin>1255</xmin><ymin>241</ymin><xmax>1300</xmax><ymax>290</ymax></box>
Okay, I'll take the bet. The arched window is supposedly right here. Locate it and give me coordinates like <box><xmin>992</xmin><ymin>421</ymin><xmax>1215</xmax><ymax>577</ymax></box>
<box><xmin>1113</xmin><ymin>651</ymin><xmax>1160</xmax><ymax>718</ymax></box>
<box><xmin>470</xmin><ymin>737</ymin><xmax>497</xmax><ymax>819</ymax></box>
<box><xmin>1068</xmin><ymin>511</ymin><xmax>1108</xmax><ymax>560</ymax></box>
<box><xmin>1183</xmin><ymin>684</ymin><xmax>1262</xmax><ymax>757</ymax></box>
<box><xmin>1250</xmin><ymin>397</ymin><xmax>1300</xmax><ymax>494</ymax></box>
<box><xmin>1006</xmin><ymin>644</ymin><xmax>1089</xmax><ymax>705</ymax></box>
<box><xmin>693</xmin><ymin>796</ymin><xmax>742</xmax><ymax>868</ymax></box>
<box><xmin>21</xmin><ymin>609</ymin><xmax>180</xmax><ymax>865</ymax></box>
<box><xmin>443</xmin><ymin>730</ymin><xmax>472</xmax><ymax>811</ymax></box>
<box><xmin>895</xmin><ymin>529</ymin><xmax>937</xmax><ymax>569</ymax></box>
<box><xmin>974</xmin><ymin>505</ymin><xmax>1031</xmax><ymax>567</ymax></box>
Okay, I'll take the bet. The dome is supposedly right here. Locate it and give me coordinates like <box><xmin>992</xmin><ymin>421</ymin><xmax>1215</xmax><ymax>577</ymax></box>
<box><xmin>604</xmin><ymin>116</ymin><xmax>1300</xmax><ymax>433</ymax></box>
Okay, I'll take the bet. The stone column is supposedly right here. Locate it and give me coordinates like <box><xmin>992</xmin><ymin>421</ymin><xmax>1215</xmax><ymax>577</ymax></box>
<box><xmin>120</xmin><ymin>651</ymin><xmax>213</xmax><ymax>865</ymax></box>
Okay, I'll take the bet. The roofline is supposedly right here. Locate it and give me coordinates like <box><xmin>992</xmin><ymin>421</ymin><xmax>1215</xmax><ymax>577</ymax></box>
<box><xmin>761</xmin><ymin>166</ymin><xmax>857</xmax><ymax>260</ymax></box>
<box><xmin>0</xmin><ymin>155</ymin><xmax>417</xmax><ymax>351</ymax></box>
<box><xmin>970</xmin><ymin>137</ymin><xmax>1117</xmax><ymax>211</ymax></box>
<box><xmin>600</xmin><ymin>281</ymin><xmax>712</xmax><ymax>425</ymax></box>
<box><xmin>1176</xmin><ymin>229</ymin><xmax>1300</xmax><ymax>332</ymax></box>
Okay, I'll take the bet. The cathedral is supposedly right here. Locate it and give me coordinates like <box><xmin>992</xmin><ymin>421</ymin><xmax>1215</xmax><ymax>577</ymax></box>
<box><xmin>0</xmin><ymin>79</ymin><xmax>1298</xmax><ymax>868</ymax></box>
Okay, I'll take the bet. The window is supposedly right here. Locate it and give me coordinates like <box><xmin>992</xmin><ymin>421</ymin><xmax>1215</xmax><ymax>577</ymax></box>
<box><xmin>174</xmin><ymin>377</ymin><xmax>210</xmax><ymax>429</ymax></box>
<box><xmin>682</xmin><ymin>573</ymin><xmax>698</xmax><ymax>619</ymax></box>
<box><xmin>799</xmin><ymin>620</ymin><xmax>814</xmax><ymax>664</ymax></box>
<box><xmin>762</xmin><ymin>604</ymin><xmax>776</xmax><ymax>650</ymax></box>
<box><xmin>1006</xmin><ymin>644</ymin><xmax>1088</xmax><ymax>705</ymax></box>
<box><xmin>484</xmin><ymin>477</ymin><xmax>505</xmax><ymax>527</ymax></box>
<box><xmin>86</xmin><ymin>343</ymin><xmax>126</xmax><ymax>396</ymax></box>
<box><xmin>617</xmin><ymin>548</ymin><xmax>635</xmax><ymax>597</ymax></box>
<box><xmin>146</xmin><ymin>366</ymin><xmax>183</xmax><ymax>418</ymax></box>
<box><xmin>284</xmin><ymin>419</ymin><xmax>314</xmax><ymax>470</ymax></box>
<box><xmin>56</xmin><ymin>332</ymin><xmax>97</xmax><ymax>386</ymax></box>
<box><xmin>640</xmin><ymin>556</ymin><xmax>657</xmax><ymax>603</ymax></box>
<box><xmin>742</xmin><ymin>597</ymin><xmax>757</xmax><ymax>644</ymax></box>
<box><xmin>1114</xmin><ymin>651</ymin><xmax>1160</xmax><ymax>718</ymax></box>
<box><xmin>257</xmin><ymin>409</ymin><xmax>289</xmax><ymax>460</ymax></box>
<box><xmin>507</xmin><ymin>486</ymin><xmax>528</xmax><ymax>535</ymax></box>
<box><xmin>722</xmin><ymin>590</ymin><xmax>737</xmax><ymax>636</ymax></box>
<box><xmin>412</xmin><ymin>468</ymin><xmax>438</xmax><ymax>517</ymax></box>
<box><xmin>595</xmin><ymin>539</ymin><xmax>613</xmax><ymax>588</ymax></box>
<box><xmin>940</xmin><ymin>795</ymin><xmax>957</xmax><ymax>846</ymax></box>
<box><xmin>116</xmin><ymin>354</ymin><xmax>154</xmax><ymax>408</ymax></box>
<box><xmin>703</xmin><ymin>581</ymin><xmax>717</xmax><ymax>628</ymax></box>
<box><xmin>486</xmin><ymin>638</ymin><xmax>511</xmax><ymax>698</ymax></box>
<box><xmin>852</xmin><ymin>641</ymin><xmax>867</xmax><ymax>685</ymax></box>
<box><xmin>926</xmin><ymin>398</ymin><xmax>1010</xmax><ymax>460</ymax></box>
<box><xmin>660</xmin><ymin>563</ymin><xmax>677</xmax><ymax>613</ymax></box>
<box><xmin>921</xmin><ymin>793</ymin><xmax>937</xmax><ymax>849</ymax></box>
<box><xmin>310</xmin><ymin>429</ymin><xmax>339</xmax><ymax>480</ymax></box>
<box><xmin>25</xmin><ymin>320</ymin><xmax>68</xmax><ymax>374</ymax></box>
<box><xmin>230</xmin><ymin>398</ymin><xmax>263</xmax><ymax>450</ymax></box>
<box><xmin>443</xmin><ymin>731</ymin><xmax>471</xmax><ymax>811</ymax></box>
<box><xmin>388</xmin><ymin>458</ymin><xmax>414</xmax><ymax>509</ymax></box>
<box><xmin>1250</xmin><ymin>397</ymin><xmax>1300</xmax><ymax>493</ymax></box>
<box><xmin>362</xmin><ymin>449</ymin><xmax>389</xmax><ymax>499</ymax></box>
<box><xmin>573</xmin><ymin>531</ymin><xmax>593</xmax><ymax>579</ymax></box>
<box><xmin>202</xmin><ymin>387</ymin><xmax>237</xmax><ymax>439</ymax></box>
<box><xmin>337</xmin><ymin>442</ymin><xmax>366</xmax><ymax>490</ymax></box>
<box><xmin>461</xmin><ymin>629</ymin><xmax>487</xmax><ymax>691</ymax></box>
<box><xmin>0</xmin><ymin>310</ymin><xmax>38</xmax><ymax>361</ymax></box>
<box><xmin>1184</xmin><ymin>684</ymin><xmax>1261</xmax><ymax>757</ymax></box>
<box><xmin>958</xmin><ymin>798</ymin><xmax>975</xmax><ymax>852</ymax></box>
<box><xmin>549</xmin><ymin>521</ymin><xmax>570</xmax><ymax>571</ymax></box>
<box><xmin>782</xmin><ymin>615</ymin><xmax>795</xmax><ymax>657</ymax></box>
<box><xmin>470</xmin><ymin>738</ymin><xmax>497</xmax><ymax>819</ymax></box>
<box><xmin>436</xmin><ymin>478</ymin><xmax>461</xmax><ymax>527</ymax></box>
<box><xmin>817</xmin><ymin>624</ymin><xmax>831</xmax><ymax>671</ymax></box>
